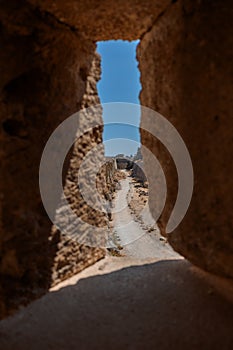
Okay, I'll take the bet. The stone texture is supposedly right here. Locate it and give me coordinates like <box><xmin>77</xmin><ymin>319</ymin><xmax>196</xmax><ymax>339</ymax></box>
<box><xmin>132</xmin><ymin>161</ymin><xmax>147</xmax><ymax>184</ymax></box>
<box><xmin>116</xmin><ymin>158</ymin><xmax>133</xmax><ymax>170</ymax></box>
<box><xmin>138</xmin><ymin>0</ymin><xmax>233</xmax><ymax>277</ymax></box>
<box><xmin>0</xmin><ymin>0</ymin><xmax>232</xmax><ymax>320</ymax></box>
<box><xmin>50</xmin><ymin>54</ymin><xmax>108</xmax><ymax>286</ymax></box>
<box><xmin>27</xmin><ymin>0</ymin><xmax>171</xmax><ymax>41</ymax></box>
<box><xmin>0</xmin><ymin>2</ymin><xmax>106</xmax><ymax>318</ymax></box>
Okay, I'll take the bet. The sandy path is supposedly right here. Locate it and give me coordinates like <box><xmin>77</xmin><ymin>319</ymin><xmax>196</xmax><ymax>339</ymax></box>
<box><xmin>0</xmin><ymin>257</ymin><xmax>233</xmax><ymax>350</ymax></box>
<box><xmin>0</xmin><ymin>173</ymin><xmax>232</xmax><ymax>349</ymax></box>
<box><xmin>112</xmin><ymin>175</ymin><xmax>180</xmax><ymax>260</ymax></box>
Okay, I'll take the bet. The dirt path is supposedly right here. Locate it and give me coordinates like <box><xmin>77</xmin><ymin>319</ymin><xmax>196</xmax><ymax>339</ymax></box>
<box><xmin>1</xmin><ymin>257</ymin><xmax>233</xmax><ymax>350</ymax></box>
<box><xmin>112</xmin><ymin>173</ymin><xmax>180</xmax><ymax>260</ymax></box>
<box><xmin>0</xmin><ymin>173</ymin><xmax>232</xmax><ymax>349</ymax></box>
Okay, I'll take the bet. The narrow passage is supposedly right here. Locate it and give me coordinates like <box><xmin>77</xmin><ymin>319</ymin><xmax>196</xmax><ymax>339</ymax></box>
<box><xmin>112</xmin><ymin>171</ymin><xmax>180</xmax><ymax>260</ymax></box>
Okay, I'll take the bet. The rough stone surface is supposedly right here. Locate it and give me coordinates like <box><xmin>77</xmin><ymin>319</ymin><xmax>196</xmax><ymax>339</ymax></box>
<box><xmin>138</xmin><ymin>0</ymin><xmax>233</xmax><ymax>277</ymax></box>
<box><xmin>0</xmin><ymin>0</ymin><xmax>232</xmax><ymax>320</ymax></box>
<box><xmin>0</xmin><ymin>3</ymin><xmax>106</xmax><ymax>318</ymax></box>
<box><xmin>27</xmin><ymin>0</ymin><xmax>171</xmax><ymax>41</ymax></box>
<box><xmin>50</xmin><ymin>54</ymin><xmax>108</xmax><ymax>286</ymax></box>
<box><xmin>132</xmin><ymin>161</ymin><xmax>147</xmax><ymax>183</ymax></box>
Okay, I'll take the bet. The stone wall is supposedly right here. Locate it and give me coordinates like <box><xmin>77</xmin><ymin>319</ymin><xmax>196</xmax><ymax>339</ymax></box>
<box><xmin>132</xmin><ymin>161</ymin><xmax>147</xmax><ymax>184</ymax></box>
<box><xmin>0</xmin><ymin>2</ymin><xmax>106</xmax><ymax>318</ymax></box>
<box><xmin>138</xmin><ymin>0</ymin><xmax>233</xmax><ymax>277</ymax></box>
<box><xmin>116</xmin><ymin>158</ymin><xmax>133</xmax><ymax>170</ymax></box>
<box><xmin>0</xmin><ymin>0</ymin><xmax>232</xmax><ymax>319</ymax></box>
<box><xmin>50</xmin><ymin>54</ymin><xmax>107</xmax><ymax>286</ymax></box>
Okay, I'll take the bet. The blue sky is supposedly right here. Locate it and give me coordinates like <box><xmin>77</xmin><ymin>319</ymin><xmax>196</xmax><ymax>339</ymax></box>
<box><xmin>97</xmin><ymin>40</ymin><xmax>141</xmax><ymax>156</ymax></box>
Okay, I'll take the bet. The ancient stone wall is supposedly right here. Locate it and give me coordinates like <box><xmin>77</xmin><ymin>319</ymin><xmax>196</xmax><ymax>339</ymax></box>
<box><xmin>132</xmin><ymin>161</ymin><xmax>147</xmax><ymax>184</ymax></box>
<box><xmin>138</xmin><ymin>0</ymin><xmax>233</xmax><ymax>277</ymax></box>
<box><xmin>50</xmin><ymin>54</ymin><xmax>107</xmax><ymax>286</ymax></box>
<box><xmin>116</xmin><ymin>158</ymin><xmax>133</xmax><ymax>170</ymax></box>
<box><xmin>0</xmin><ymin>0</ymin><xmax>232</xmax><ymax>319</ymax></box>
<box><xmin>0</xmin><ymin>2</ymin><xmax>106</xmax><ymax>317</ymax></box>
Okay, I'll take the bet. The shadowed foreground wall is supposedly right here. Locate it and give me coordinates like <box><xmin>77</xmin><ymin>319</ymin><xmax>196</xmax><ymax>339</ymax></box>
<box><xmin>0</xmin><ymin>0</ymin><xmax>173</xmax><ymax>318</ymax></box>
<box><xmin>0</xmin><ymin>0</ymin><xmax>232</xmax><ymax>319</ymax></box>
<box><xmin>138</xmin><ymin>0</ymin><xmax>233</xmax><ymax>277</ymax></box>
<box><xmin>0</xmin><ymin>4</ymin><xmax>107</xmax><ymax>317</ymax></box>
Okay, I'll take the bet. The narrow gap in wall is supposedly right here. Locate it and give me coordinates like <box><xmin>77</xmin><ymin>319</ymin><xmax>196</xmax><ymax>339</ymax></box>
<box><xmin>96</xmin><ymin>40</ymin><xmax>179</xmax><ymax>260</ymax></box>
<box><xmin>97</xmin><ymin>40</ymin><xmax>141</xmax><ymax>158</ymax></box>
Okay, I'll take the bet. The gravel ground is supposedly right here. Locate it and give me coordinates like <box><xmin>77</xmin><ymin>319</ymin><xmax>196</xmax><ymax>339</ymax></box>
<box><xmin>112</xmin><ymin>172</ymin><xmax>180</xmax><ymax>260</ymax></box>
